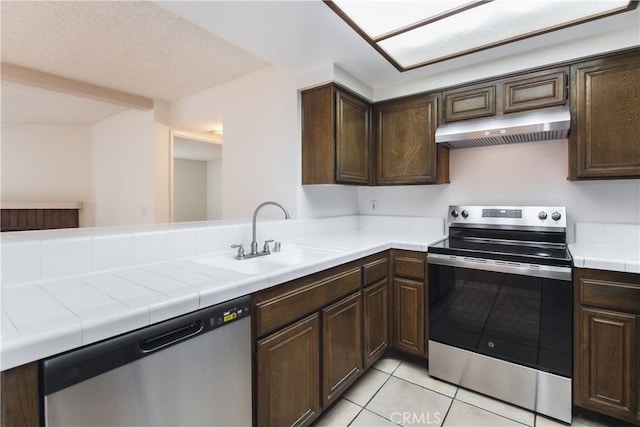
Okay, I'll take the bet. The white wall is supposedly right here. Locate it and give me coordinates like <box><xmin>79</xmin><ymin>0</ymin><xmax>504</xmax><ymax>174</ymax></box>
<box><xmin>173</xmin><ymin>158</ymin><xmax>207</xmax><ymax>222</ymax></box>
<box><xmin>358</xmin><ymin>140</ymin><xmax>640</xmax><ymax>242</ymax></box>
<box><xmin>207</xmin><ymin>159</ymin><xmax>222</xmax><ymax>220</ymax></box>
<box><xmin>92</xmin><ymin>109</ymin><xmax>155</xmax><ymax>226</ymax></box>
<box><xmin>153</xmin><ymin>101</ymin><xmax>171</xmax><ymax>224</ymax></box>
<box><xmin>170</xmin><ymin>65</ymin><xmax>333</xmax><ymax>220</ymax></box>
<box><xmin>1</xmin><ymin>123</ymin><xmax>94</xmax><ymax>226</ymax></box>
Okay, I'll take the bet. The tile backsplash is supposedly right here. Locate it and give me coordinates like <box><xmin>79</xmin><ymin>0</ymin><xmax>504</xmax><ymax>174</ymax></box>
<box><xmin>575</xmin><ymin>222</ymin><xmax>640</xmax><ymax>247</ymax></box>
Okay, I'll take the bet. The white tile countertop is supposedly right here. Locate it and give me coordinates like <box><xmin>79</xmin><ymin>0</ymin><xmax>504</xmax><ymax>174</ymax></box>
<box><xmin>1</xmin><ymin>215</ymin><xmax>446</xmax><ymax>371</ymax></box>
<box><xmin>568</xmin><ymin>222</ymin><xmax>640</xmax><ymax>273</ymax></box>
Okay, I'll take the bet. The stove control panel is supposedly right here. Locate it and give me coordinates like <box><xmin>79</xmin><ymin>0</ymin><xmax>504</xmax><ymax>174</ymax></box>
<box><xmin>448</xmin><ymin>205</ymin><xmax>566</xmax><ymax>229</ymax></box>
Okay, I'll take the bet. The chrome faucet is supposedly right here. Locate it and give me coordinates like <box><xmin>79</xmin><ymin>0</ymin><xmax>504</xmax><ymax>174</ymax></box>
<box><xmin>250</xmin><ymin>201</ymin><xmax>290</xmax><ymax>255</ymax></box>
<box><xmin>231</xmin><ymin>201</ymin><xmax>290</xmax><ymax>259</ymax></box>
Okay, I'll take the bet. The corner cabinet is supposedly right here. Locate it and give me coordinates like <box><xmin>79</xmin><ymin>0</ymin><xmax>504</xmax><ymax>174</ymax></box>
<box><xmin>569</xmin><ymin>50</ymin><xmax>640</xmax><ymax>180</ymax></box>
<box><xmin>374</xmin><ymin>93</ymin><xmax>449</xmax><ymax>185</ymax></box>
<box><xmin>301</xmin><ymin>83</ymin><xmax>371</xmax><ymax>185</ymax></box>
<box><xmin>574</xmin><ymin>268</ymin><xmax>640</xmax><ymax>425</ymax></box>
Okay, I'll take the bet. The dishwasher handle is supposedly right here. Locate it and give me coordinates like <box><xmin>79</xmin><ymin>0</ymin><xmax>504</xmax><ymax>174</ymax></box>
<box><xmin>139</xmin><ymin>321</ymin><xmax>204</xmax><ymax>354</ymax></box>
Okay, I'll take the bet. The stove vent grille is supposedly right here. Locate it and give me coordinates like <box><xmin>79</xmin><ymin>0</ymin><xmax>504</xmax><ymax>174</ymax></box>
<box><xmin>435</xmin><ymin>109</ymin><xmax>570</xmax><ymax>149</ymax></box>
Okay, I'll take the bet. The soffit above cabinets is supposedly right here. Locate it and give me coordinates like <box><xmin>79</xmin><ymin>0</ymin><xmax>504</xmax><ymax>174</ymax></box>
<box><xmin>325</xmin><ymin>0</ymin><xmax>638</xmax><ymax>72</ymax></box>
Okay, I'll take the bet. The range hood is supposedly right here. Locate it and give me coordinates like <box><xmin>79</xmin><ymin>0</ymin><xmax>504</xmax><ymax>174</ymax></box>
<box><xmin>435</xmin><ymin>109</ymin><xmax>571</xmax><ymax>149</ymax></box>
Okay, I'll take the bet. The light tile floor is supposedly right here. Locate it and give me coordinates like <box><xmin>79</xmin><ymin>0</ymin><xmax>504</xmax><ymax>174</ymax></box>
<box><xmin>313</xmin><ymin>356</ymin><xmax>623</xmax><ymax>427</ymax></box>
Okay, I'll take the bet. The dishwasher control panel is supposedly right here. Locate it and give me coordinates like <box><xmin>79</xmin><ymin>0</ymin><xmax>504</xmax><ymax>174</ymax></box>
<box><xmin>209</xmin><ymin>297</ymin><xmax>251</xmax><ymax>329</ymax></box>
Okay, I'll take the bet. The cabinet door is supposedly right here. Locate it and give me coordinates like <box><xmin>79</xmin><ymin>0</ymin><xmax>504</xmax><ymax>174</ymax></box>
<box><xmin>363</xmin><ymin>279</ymin><xmax>389</xmax><ymax>369</ymax></box>
<box><xmin>301</xmin><ymin>84</ymin><xmax>335</xmax><ymax>185</ymax></box>
<box><xmin>301</xmin><ymin>84</ymin><xmax>371</xmax><ymax>185</ymax></box>
<box><xmin>336</xmin><ymin>90</ymin><xmax>371</xmax><ymax>184</ymax></box>
<box><xmin>1</xmin><ymin>362</ymin><xmax>39</xmax><ymax>427</ymax></box>
<box><xmin>443</xmin><ymin>85</ymin><xmax>496</xmax><ymax>122</ymax></box>
<box><xmin>570</xmin><ymin>51</ymin><xmax>640</xmax><ymax>179</ymax></box>
<box><xmin>375</xmin><ymin>94</ymin><xmax>442</xmax><ymax>185</ymax></box>
<box><xmin>575</xmin><ymin>307</ymin><xmax>638</xmax><ymax>422</ymax></box>
<box><xmin>322</xmin><ymin>292</ymin><xmax>363</xmax><ymax>407</ymax></box>
<box><xmin>503</xmin><ymin>68</ymin><xmax>567</xmax><ymax>113</ymax></box>
<box><xmin>257</xmin><ymin>314</ymin><xmax>321</xmax><ymax>427</ymax></box>
<box><xmin>393</xmin><ymin>278</ymin><xmax>425</xmax><ymax>356</ymax></box>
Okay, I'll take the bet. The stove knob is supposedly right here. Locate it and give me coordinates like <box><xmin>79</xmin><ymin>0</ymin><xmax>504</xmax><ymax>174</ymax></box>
<box><xmin>461</xmin><ymin>210</ymin><xmax>469</xmax><ymax>219</ymax></box>
<box><xmin>451</xmin><ymin>209</ymin><xmax>459</xmax><ymax>218</ymax></box>
<box><xmin>538</xmin><ymin>211</ymin><xmax>548</xmax><ymax>220</ymax></box>
<box><xmin>551</xmin><ymin>211</ymin><xmax>562</xmax><ymax>221</ymax></box>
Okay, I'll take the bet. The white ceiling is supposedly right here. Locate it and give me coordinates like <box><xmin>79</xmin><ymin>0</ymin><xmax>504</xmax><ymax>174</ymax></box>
<box><xmin>173</xmin><ymin>136</ymin><xmax>222</xmax><ymax>162</ymax></box>
<box><xmin>1</xmin><ymin>1</ymin><xmax>639</xmax><ymax>126</ymax></box>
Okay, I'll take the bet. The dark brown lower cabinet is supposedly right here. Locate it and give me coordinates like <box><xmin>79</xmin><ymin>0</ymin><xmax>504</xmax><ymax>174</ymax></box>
<box><xmin>574</xmin><ymin>268</ymin><xmax>640</xmax><ymax>425</ymax></box>
<box><xmin>256</xmin><ymin>314</ymin><xmax>321</xmax><ymax>427</ymax></box>
<box><xmin>576</xmin><ymin>307</ymin><xmax>637</xmax><ymax>422</ymax></box>
<box><xmin>322</xmin><ymin>292</ymin><xmax>363</xmax><ymax>407</ymax></box>
<box><xmin>392</xmin><ymin>277</ymin><xmax>425</xmax><ymax>356</ymax></box>
<box><xmin>1</xmin><ymin>362</ymin><xmax>40</xmax><ymax>427</ymax></box>
<box><xmin>1</xmin><ymin>208</ymin><xmax>79</xmax><ymax>231</ymax></box>
<box><xmin>363</xmin><ymin>279</ymin><xmax>389</xmax><ymax>369</ymax></box>
<box><xmin>391</xmin><ymin>250</ymin><xmax>427</xmax><ymax>358</ymax></box>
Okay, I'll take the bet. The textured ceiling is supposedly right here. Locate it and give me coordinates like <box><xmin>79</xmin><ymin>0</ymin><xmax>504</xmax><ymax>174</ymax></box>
<box><xmin>1</xmin><ymin>1</ymin><xmax>638</xmax><ymax>126</ymax></box>
<box><xmin>1</xmin><ymin>1</ymin><xmax>268</xmax><ymax>102</ymax></box>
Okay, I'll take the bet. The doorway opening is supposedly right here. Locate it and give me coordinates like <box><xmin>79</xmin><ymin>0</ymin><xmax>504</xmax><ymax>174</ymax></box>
<box><xmin>169</xmin><ymin>129</ymin><xmax>222</xmax><ymax>222</ymax></box>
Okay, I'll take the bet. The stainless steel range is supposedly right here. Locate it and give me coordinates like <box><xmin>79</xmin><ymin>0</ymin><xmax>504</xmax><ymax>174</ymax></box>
<box><xmin>427</xmin><ymin>206</ymin><xmax>572</xmax><ymax>423</ymax></box>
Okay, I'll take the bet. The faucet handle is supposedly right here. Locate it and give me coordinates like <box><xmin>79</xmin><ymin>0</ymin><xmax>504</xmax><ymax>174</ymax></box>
<box><xmin>231</xmin><ymin>244</ymin><xmax>245</xmax><ymax>258</ymax></box>
<box><xmin>263</xmin><ymin>239</ymin><xmax>274</xmax><ymax>254</ymax></box>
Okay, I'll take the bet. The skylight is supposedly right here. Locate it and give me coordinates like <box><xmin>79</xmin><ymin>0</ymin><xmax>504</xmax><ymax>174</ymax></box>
<box><xmin>326</xmin><ymin>0</ymin><xmax>637</xmax><ymax>71</ymax></box>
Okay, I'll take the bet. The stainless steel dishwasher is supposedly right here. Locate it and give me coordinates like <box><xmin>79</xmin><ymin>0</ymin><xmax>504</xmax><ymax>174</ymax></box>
<box><xmin>43</xmin><ymin>295</ymin><xmax>252</xmax><ymax>426</ymax></box>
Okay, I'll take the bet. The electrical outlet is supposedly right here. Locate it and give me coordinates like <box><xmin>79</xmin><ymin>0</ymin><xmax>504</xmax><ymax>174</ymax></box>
<box><xmin>371</xmin><ymin>200</ymin><xmax>377</xmax><ymax>211</ymax></box>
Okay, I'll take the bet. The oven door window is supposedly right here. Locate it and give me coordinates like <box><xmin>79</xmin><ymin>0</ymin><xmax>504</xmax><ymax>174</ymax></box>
<box><xmin>428</xmin><ymin>265</ymin><xmax>572</xmax><ymax>378</ymax></box>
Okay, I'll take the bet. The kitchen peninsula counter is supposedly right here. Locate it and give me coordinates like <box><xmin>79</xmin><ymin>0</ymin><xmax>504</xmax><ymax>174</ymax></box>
<box><xmin>1</xmin><ymin>215</ymin><xmax>446</xmax><ymax>371</ymax></box>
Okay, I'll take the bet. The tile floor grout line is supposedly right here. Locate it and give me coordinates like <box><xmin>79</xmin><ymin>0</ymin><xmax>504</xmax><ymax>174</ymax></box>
<box><xmin>344</xmin><ymin>404</ymin><xmax>364</xmax><ymax>427</ymax></box>
<box><xmin>358</xmin><ymin>371</ymin><xmax>404</xmax><ymax>426</ymax></box>
<box><xmin>386</xmin><ymin>362</ymin><xmax>532</xmax><ymax>427</ymax></box>
<box><xmin>390</xmin><ymin>370</ymin><xmax>459</xmax><ymax>401</ymax></box>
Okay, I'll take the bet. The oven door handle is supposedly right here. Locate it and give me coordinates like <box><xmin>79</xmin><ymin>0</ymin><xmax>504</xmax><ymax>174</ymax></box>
<box><xmin>427</xmin><ymin>253</ymin><xmax>572</xmax><ymax>281</ymax></box>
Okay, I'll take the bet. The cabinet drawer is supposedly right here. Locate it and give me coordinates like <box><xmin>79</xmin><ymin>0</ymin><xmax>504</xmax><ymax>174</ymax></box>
<box><xmin>254</xmin><ymin>266</ymin><xmax>362</xmax><ymax>337</ymax></box>
<box><xmin>393</xmin><ymin>252</ymin><xmax>425</xmax><ymax>280</ymax></box>
<box><xmin>580</xmin><ymin>279</ymin><xmax>640</xmax><ymax>314</ymax></box>
<box><xmin>363</xmin><ymin>256</ymin><xmax>389</xmax><ymax>287</ymax></box>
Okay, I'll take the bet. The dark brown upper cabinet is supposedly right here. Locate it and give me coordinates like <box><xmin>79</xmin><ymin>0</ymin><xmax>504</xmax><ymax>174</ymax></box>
<box><xmin>443</xmin><ymin>67</ymin><xmax>568</xmax><ymax>123</ymax></box>
<box><xmin>502</xmin><ymin>69</ymin><xmax>567</xmax><ymax>113</ymax></box>
<box><xmin>301</xmin><ymin>83</ymin><xmax>371</xmax><ymax>185</ymax></box>
<box><xmin>569</xmin><ymin>50</ymin><xmax>640</xmax><ymax>180</ymax></box>
<box><xmin>444</xmin><ymin>85</ymin><xmax>496</xmax><ymax>122</ymax></box>
<box><xmin>374</xmin><ymin>93</ymin><xmax>449</xmax><ymax>185</ymax></box>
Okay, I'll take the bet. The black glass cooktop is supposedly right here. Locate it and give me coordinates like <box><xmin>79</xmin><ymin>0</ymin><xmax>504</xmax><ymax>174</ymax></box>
<box><xmin>428</xmin><ymin>236</ymin><xmax>572</xmax><ymax>267</ymax></box>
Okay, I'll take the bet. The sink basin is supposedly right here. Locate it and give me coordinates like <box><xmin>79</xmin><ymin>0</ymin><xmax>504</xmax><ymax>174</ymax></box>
<box><xmin>194</xmin><ymin>244</ymin><xmax>343</xmax><ymax>275</ymax></box>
